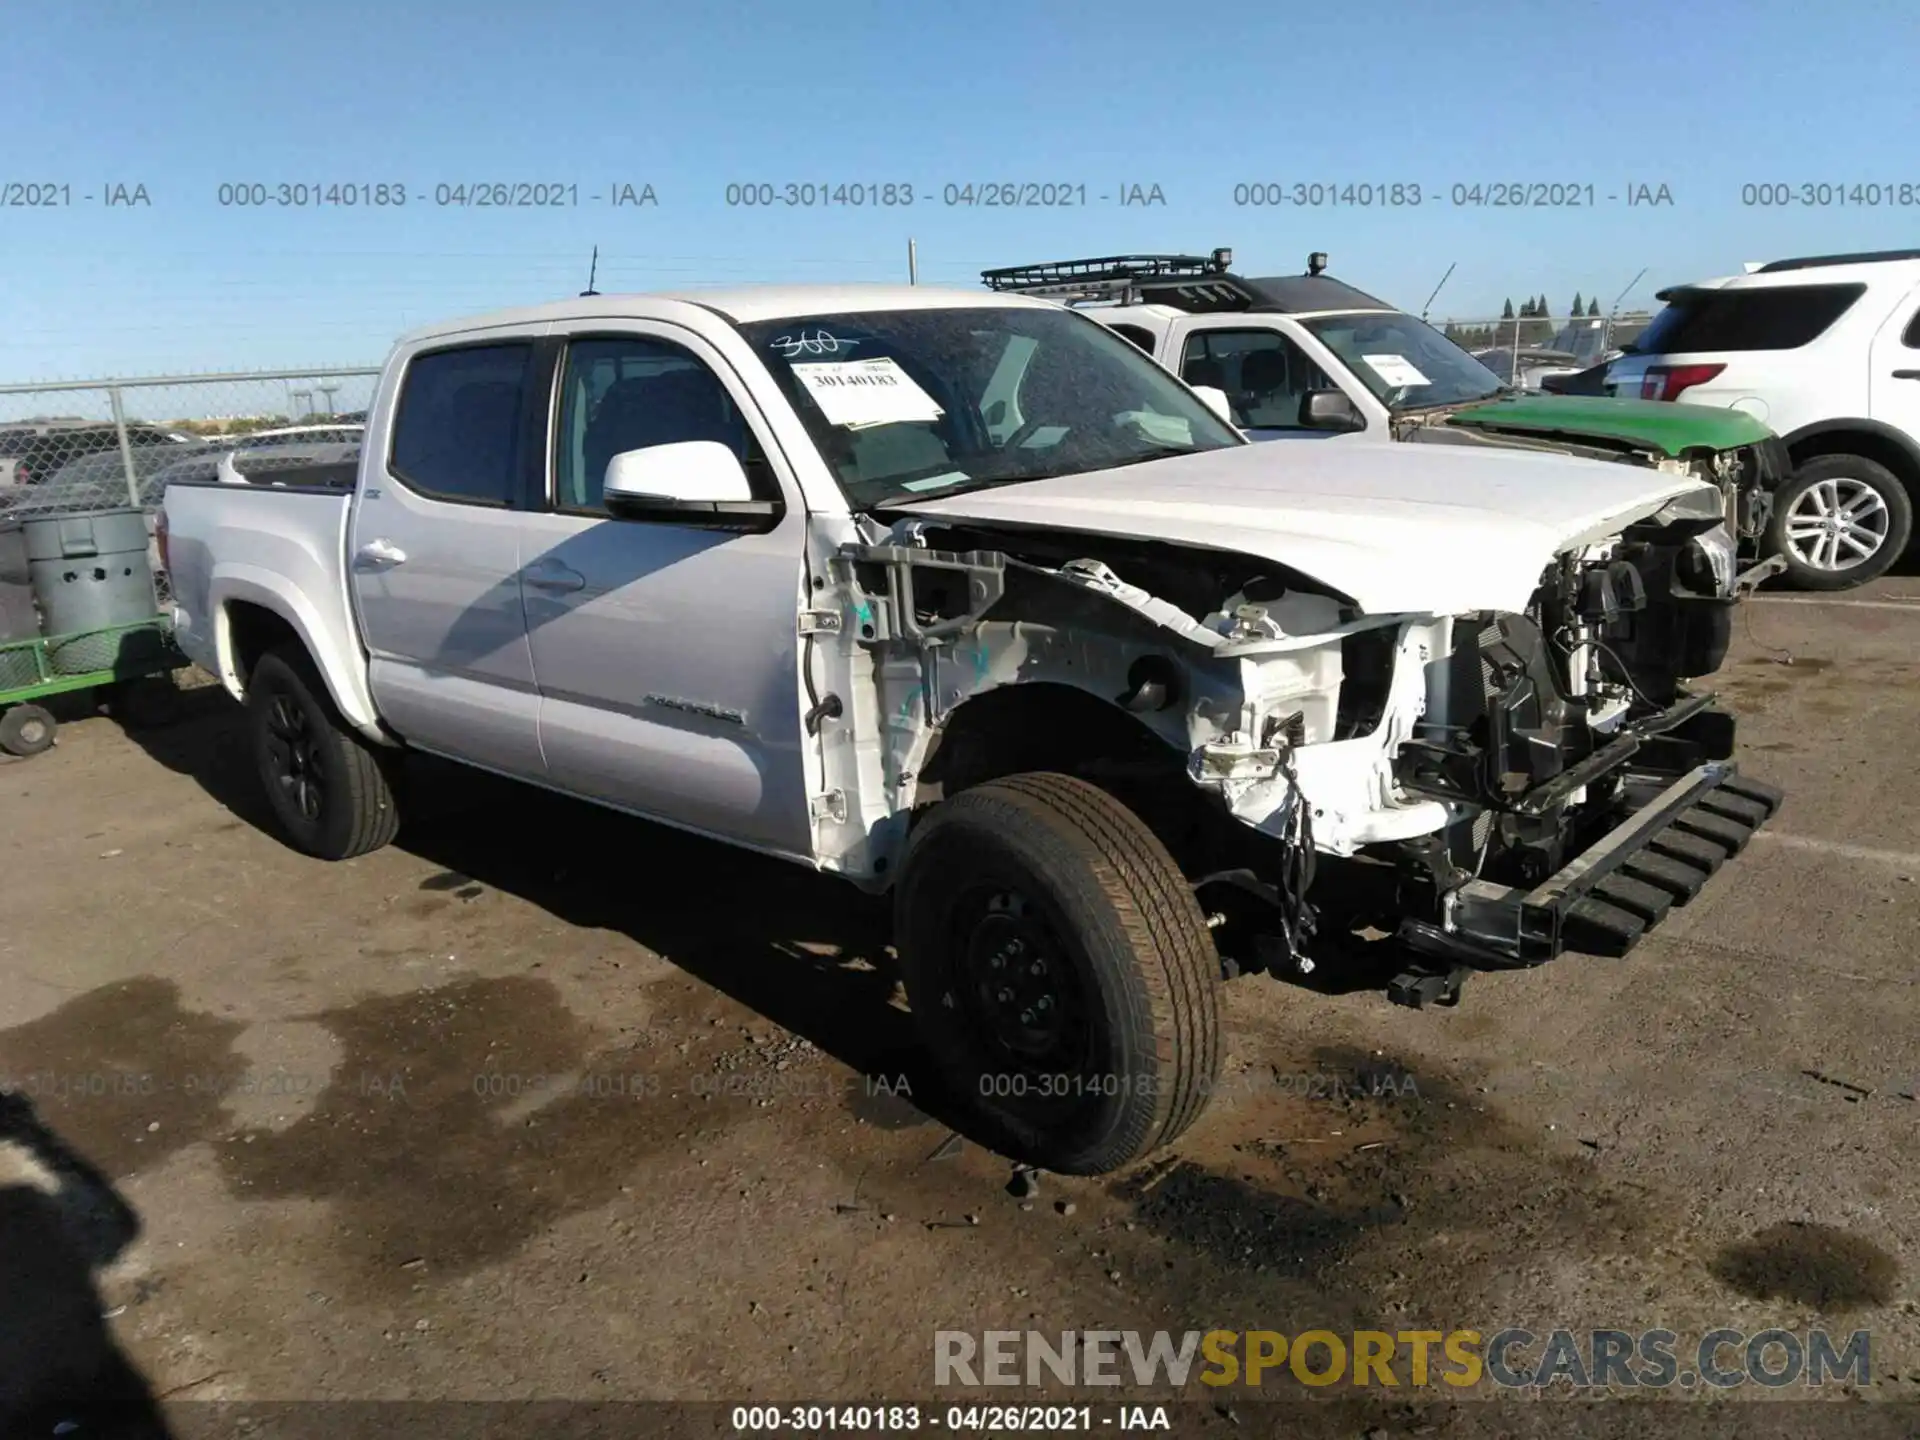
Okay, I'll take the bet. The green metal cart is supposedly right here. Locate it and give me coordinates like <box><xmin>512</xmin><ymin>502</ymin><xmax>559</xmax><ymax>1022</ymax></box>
<box><xmin>0</xmin><ymin>614</ymin><xmax>188</xmax><ymax>757</ymax></box>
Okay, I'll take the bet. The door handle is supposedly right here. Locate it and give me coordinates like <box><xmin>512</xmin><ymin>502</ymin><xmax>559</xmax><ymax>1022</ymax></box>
<box><xmin>352</xmin><ymin>538</ymin><xmax>408</xmax><ymax>570</ymax></box>
<box><xmin>1892</xmin><ymin>369</ymin><xmax>1920</xmax><ymax>380</ymax></box>
<box><xmin>522</xmin><ymin>560</ymin><xmax>585</xmax><ymax>593</ymax></box>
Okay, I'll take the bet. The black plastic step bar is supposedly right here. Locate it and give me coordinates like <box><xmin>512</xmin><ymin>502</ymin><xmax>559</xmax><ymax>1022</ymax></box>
<box><xmin>1396</xmin><ymin>761</ymin><xmax>1784</xmax><ymax>975</ymax></box>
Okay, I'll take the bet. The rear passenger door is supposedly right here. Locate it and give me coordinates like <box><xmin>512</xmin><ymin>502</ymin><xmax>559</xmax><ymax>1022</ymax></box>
<box><xmin>349</xmin><ymin>335</ymin><xmax>546</xmax><ymax>778</ymax></box>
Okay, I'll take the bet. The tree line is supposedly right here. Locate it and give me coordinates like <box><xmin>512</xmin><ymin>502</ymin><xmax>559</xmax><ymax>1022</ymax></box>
<box><xmin>1441</xmin><ymin>292</ymin><xmax>1612</xmax><ymax>352</ymax></box>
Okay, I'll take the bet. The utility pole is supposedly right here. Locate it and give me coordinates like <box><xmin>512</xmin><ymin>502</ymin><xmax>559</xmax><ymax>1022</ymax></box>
<box><xmin>907</xmin><ymin>237</ymin><xmax>918</xmax><ymax>285</ymax></box>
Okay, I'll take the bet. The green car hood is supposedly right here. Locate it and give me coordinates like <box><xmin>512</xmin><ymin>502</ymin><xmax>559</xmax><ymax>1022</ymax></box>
<box><xmin>1443</xmin><ymin>394</ymin><xmax>1773</xmax><ymax>456</ymax></box>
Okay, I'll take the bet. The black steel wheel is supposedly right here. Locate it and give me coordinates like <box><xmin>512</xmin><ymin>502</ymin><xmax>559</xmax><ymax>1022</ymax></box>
<box><xmin>894</xmin><ymin>772</ymin><xmax>1222</xmax><ymax>1175</ymax></box>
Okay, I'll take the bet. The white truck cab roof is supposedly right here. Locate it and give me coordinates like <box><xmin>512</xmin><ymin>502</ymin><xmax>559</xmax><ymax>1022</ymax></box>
<box><xmin>395</xmin><ymin>284</ymin><xmax>1046</xmax><ymax>348</ymax></box>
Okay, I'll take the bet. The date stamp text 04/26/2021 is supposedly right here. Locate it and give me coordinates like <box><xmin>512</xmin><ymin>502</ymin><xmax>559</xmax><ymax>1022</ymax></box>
<box><xmin>10</xmin><ymin>177</ymin><xmax>1920</xmax><ymax>210</ymax></box>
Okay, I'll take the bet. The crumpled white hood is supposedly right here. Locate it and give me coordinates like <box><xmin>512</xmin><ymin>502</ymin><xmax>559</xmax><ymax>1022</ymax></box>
<box><xmin>897</xmin><ymin>440</ymin><xmax>1715</xmax><ymax>615</ymax></box>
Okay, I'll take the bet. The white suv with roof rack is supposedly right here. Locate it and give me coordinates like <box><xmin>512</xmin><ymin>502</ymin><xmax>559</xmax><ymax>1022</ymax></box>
<box><xmin>982</xmin><ymin>248</ymin><xmax>1798</xmax><ymax>590</ymax></box>
<box><xmin>1605</xmin><ymin>249</ymin><xmax>1920</xmax><ymax>589</ymax></box>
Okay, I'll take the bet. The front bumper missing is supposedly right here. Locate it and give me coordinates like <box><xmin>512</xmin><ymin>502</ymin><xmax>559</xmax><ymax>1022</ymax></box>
<box><xmin>1396</xmin><ymin>761</ymin><xmax>1784</xmax><ymax>977</ymax></box>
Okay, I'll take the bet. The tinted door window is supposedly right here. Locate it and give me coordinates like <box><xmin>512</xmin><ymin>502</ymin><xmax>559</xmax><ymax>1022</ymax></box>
<box><xmin>1637</xmin><ymin>284</ymin><xmax>1866</xmax><ymax>352</ymax></box>
<box><xmin>389</xmin><ymin>343</ymin><xmax>533</xmax><ymax>505</ymax></box>
<box><xmin>553</xmin><ymin>337</ymin><xmax>757</xmax><ymax>513</ymax></box>
<box><xmin>1181</xmin><ymin>330</ymin><xmax>1335</xmax><ymax>427</ymax></box>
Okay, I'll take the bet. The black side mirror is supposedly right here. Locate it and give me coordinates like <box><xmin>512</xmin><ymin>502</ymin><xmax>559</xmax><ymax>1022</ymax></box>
<box><xmin>1298</xmin><ymin>389</ymin><xmax>1365</xmax><ymax>432</ymax></box>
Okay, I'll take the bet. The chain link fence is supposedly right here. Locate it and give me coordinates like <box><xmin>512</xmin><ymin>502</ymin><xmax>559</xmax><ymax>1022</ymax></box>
<box><xmin>1421</xmin><ymin>311</ymin><xmax>1656</xmax><ymax>389</ymax></box>
<box><xmin>0</xmin><ymin>369</ymin><xmax>380</xmax><ymax>515</ymax></box>
<box><xmin>0</xmin><ymin>369</ymin><xmax>377</xmax><ymax>636</ymax></box>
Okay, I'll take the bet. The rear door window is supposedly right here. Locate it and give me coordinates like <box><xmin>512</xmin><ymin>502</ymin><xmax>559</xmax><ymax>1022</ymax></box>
<box><xmin>388</xmin><ymin>343</ymin><xmax>534</xmax><ymax>505</ymax></box>
<box><xmin>1638</xmin><ymin>284</ymin><xmax>1865</xmax><ymax>352</ymax></box>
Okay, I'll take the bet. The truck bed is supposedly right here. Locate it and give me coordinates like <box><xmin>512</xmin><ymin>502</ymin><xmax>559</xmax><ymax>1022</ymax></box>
<box><xmin>161</xmin><ymin>478</ymin><xmax>385</xmax><ymax>737</ymax></box>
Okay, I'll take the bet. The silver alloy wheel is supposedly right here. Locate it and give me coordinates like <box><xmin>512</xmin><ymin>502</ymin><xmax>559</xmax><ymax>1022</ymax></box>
<box><xmin>1783</xmin><ymin>475</ymin><xmax>1891</xmax><ymax>571</ymax></box>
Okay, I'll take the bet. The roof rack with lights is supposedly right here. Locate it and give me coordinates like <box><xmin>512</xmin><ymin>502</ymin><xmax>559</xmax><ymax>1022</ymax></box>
<box><xmin>981</xmin><ymin>249</ymin><xmax>1240</xmax><ymax>304</ymax></box>
<box><xmin>980</xmin><ymin>248</ymin><xmax>1391</xmax><ymax>316</ymax></box>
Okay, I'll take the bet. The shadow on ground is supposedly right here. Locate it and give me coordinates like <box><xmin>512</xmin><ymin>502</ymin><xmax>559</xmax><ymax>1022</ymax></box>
<box><xmin>0</xmin><ymin>1090</ymin><xmax>174</xmax><ymax>1438</ymax></box>
<box><xmin>124</xmin><ymin>687</ymin><xmax>940</xmax><ymax>1122</ymax></box>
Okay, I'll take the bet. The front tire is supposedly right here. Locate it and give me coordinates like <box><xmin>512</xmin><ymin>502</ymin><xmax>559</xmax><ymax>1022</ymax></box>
<box><xmin>247</xmin><ymin>647</ymin><xmax>399</xmax><ymax>859</ymax></box>
<box><xmin>1767</xmin><ymin>454</ymin><xmax>1912</xmax><ymax>590</ymax></box>
<box><xmin>894</xmin><ymin>772</ymin><xmax>1222</xmax><ymax>1175</ymax></box>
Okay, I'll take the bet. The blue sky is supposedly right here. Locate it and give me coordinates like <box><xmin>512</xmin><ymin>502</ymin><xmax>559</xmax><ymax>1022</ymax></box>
<box><xmin>4</xmin><ymin>0</ymin><xmax>1917</xmax><ymax>378</ymax></box>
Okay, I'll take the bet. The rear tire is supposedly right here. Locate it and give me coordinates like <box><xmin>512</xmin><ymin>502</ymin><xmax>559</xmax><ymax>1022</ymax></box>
<box><xmin>0</xmin><ymin>703</ymin><xmax>56</xmax><ymax>757</ymax></box>
<box><xmin>247</xmin><ymin>646</ymin><xmax>399</xmax><ymax>859</ymax></box>
<box><xmin>1766</xmin><ymin>454</ymin><xmax>1912</xmax><ymax>590</ymax></box>
<box><xmin>893</xmin><ymin>772</ymin><xmax>1222</xmax><ymax>1176</ymax></box>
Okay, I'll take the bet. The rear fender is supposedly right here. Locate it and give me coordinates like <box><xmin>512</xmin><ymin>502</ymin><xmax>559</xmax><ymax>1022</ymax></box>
<box><xmin>209</xmin><ymin>565</ymin><xmax>388</xmax><ymax>743</ymax></box>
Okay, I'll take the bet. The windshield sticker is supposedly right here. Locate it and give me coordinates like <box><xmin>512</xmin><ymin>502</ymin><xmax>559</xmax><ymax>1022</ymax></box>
<box><xmin>792</xmin><ymin>358</ymin><xmax>945</xmax><ymax>429</ymax></box>
<box><xmin>771</xmin><ymin>328</ymin><xmax>857</xmax><ymax>358</ymax></box>
<box><xmin>1360</xmin><ymin>354</ymin><xmax>1431</xmax><ymax>387</ymax></box>
<box><xmin>898</xmin><ymin>471</ymin><xmax>973</xmax><ymax>492</ymax></box>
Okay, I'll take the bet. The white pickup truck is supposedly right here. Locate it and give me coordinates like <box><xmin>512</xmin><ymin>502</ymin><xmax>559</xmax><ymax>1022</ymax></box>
<box><xmin>161</xmin><ymin>284</ymin><xmax>1781</xmax><ymax>1176</ymax></box>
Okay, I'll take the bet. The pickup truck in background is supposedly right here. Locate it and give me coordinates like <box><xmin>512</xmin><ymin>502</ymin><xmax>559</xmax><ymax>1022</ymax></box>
<box><xmin>161</xmin><ymin>285</ymin><xmax>1781</xmax><ymax>1176</ymax></box>
<box><xmin>984</xmin><ymin>250</ymin><xmax>1797</xmax><ymax>589</ymax></box>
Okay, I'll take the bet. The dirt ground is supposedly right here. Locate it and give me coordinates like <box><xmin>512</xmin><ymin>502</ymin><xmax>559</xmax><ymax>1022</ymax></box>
<box><xmin>2</xmin><ymin>577</ymin><xmax>1918</xmax><ymax>1435</ymax></box>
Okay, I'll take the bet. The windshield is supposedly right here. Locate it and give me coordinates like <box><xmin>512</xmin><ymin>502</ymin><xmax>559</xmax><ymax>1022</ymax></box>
<box><xmin>1299</xmin><ymin>311</ymin><xmax>1508</xmax><ymax>410</ymax></box>
<box><xmin>737</xmin><ymin>305</ymin><xmax>1244</xmax><ymax>508</ymax></box>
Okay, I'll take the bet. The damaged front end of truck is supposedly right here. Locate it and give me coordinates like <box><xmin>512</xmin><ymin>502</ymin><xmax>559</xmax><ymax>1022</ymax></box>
<box><xmin>804</xmin><ymin>485</ymin><xmax>1782</xmax><ymax>1010</ymax></box>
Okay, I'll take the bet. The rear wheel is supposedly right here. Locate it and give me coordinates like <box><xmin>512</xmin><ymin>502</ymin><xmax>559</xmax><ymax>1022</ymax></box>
<box><xmin>0</xmin><ymin>703</ymin><xmax>56</xmax><ymax>757</ymax></box>
<box><xmin>894</xmin><ymin>772</ymin><xmax>1222</xmax><ymax>1175</ymax></box>
<box><xmin>247</xmin><ymin>647</ymin><xmax>399</xmax><ymax>859</ymax></box>
<box><xmin>1767</xmin><ymin>454</ymin><xmax>1912</xmax><ymax>590</ymax></box>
